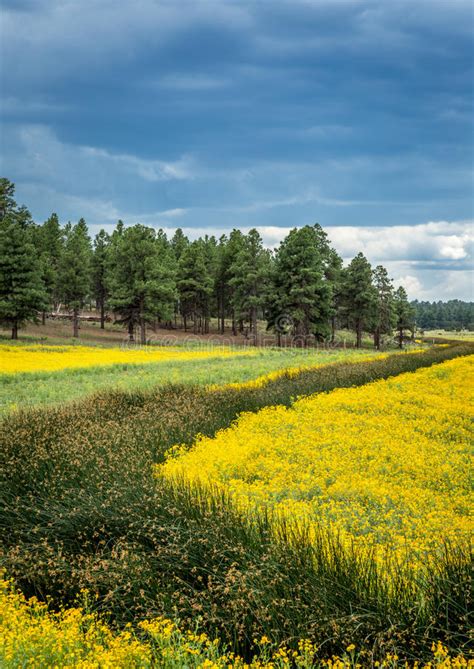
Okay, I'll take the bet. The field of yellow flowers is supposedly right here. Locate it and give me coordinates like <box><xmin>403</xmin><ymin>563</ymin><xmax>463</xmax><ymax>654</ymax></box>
<box><xmin>0</xmin><ymin>343</ymin><xmax>259</xmax><ymax>374</ymax></box>
<box><xmin>161</xmin><ymin>356</ymin><xmax>473</xmax><ymax>562</ymax></box>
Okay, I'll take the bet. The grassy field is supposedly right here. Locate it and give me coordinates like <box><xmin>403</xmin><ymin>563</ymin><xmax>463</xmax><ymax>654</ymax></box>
<box><xmin>423</xmin><ymin>330</ymin><xmax>474</xmax><ymax>342</ymax></box>
<box><xmin>0</xmin><ymin>343</ymin><xmax>386</xmax><ymax>414</ymax></box>
<box><xmin>1</xmin><ymin>342</ymin><xmax>473</xmax><ymax>666</ymax></box>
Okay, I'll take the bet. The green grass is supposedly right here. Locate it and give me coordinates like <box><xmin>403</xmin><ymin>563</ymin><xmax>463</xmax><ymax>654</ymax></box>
<box><xmin>1</xmin><ymin>343</ymin><xmax>472</xmax><ymax>661</ymax></box>
<box><xmin>0</xmin><ymin>347</ymin><xmax>385</xmax><ymax>414</ymax></box>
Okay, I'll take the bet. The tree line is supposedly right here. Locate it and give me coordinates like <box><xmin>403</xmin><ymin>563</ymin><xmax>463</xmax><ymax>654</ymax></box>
<box><xmin>412</xmin><ymin>300</ymin><xmax>473</xmax><ymax>332</ymax></box>
<box><xmin>0</xmin><ymin>177</ymin><xmax>419</xmax><ymax>348</ymax></box>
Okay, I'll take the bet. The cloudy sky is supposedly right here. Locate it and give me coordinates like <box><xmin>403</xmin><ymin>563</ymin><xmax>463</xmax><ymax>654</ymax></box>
<box><xmin>1</xmin><ymin>0</ymin><xmax>473</xmax><ymax>300</ymax></box>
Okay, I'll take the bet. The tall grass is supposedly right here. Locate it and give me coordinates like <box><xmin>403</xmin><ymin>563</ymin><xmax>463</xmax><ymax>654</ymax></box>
<box><xmin>1</xmin><ymin>343</ymin><xmax>472</xmax><ymax>661</ymax></box>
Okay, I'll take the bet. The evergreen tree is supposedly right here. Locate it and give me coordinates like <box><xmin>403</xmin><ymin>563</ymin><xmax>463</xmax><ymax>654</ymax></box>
<box><xmin>107</xmin><ymin>224</ymin><xmax>176</xmax><ymax>344</ymax></box>
<box><xmin>371</xmin><ymin>265</ymin><xmax>396</xmax><ymax>349</ymax></box>
<box><xmin>215</xmin><ymin>230</ymin><xmax>245</xmax><ymax>335</ymax></box>
<box><xmin>0</xmin><ymin>214</ymin><xmax>48</xmax><ymax>339</ymax></box>
<box><xmin>57</xmin><ymin>218</ymin><xmax>92</xmax><ymax>338</ymax></box>
<box><xmin>170</xmin><ymin>228</ymin><xmax>190</xmax><ymax>328</ymax></box>
<box><xmin>177</xmin><ymin>240</ymin><xmax>213</xmax><ymax>334</ymax></box>
<box><xmin>170</xmin><ymin>228</ymin><xmax>189</xmax><ymax>261</ymax></box>
<box><xmin>201</xmin><ymin>235</ymin><xmax>218</xmax><ymax>334</ymax></box>
<box><xmin>269</xmin><ymin>225</ymin><xmax>332</xmax><ymax>346</ymax></box>
<box><xmin>324</xmin><ymin>247</ymin><xmax>343</xmax><ymax>343</ymax></box>
<box><xmin>92</xmin><ymin>229</ymin><xmax>110</xmax><ymax>329</ymax></box>
<box><xmin>394</xmin><ymin>286</ymin><xmax>415</xmax><ymax>348</ymax></box>
<box><xmin>229</xmin><ymin>228</ymin><xmax>271</xmax><ymax>343</ymax></box>
<box><xmin>37</xmin><ymin>213</ymin><xmax>64</xmax><ymax>321</ymax></box>
<box><xmin>0</xmin><ymin>178</ymin><xmax>16</xmax><ymax>220</ymax></box>
<box><xmin>340</xmin><ymin>253</ymin><xmax>377</xmax><ymax>348</ymax></box>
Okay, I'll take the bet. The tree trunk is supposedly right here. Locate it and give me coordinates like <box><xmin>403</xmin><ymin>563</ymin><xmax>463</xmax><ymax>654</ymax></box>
<box><xmin>11</xmin><ymin>321</ymin><xmax>18</xmax><ymax>340</ymax></box>
<box><xmin>250</xmin><ymin>306</ymin><xmax>257</xmax><ymax>344</ymax></box>
<box><xmin>100</xmin><ymin>300</ymin><xmax>105</xmax><ymax>329</ymax></box>
<box><xmin>73</xmin><ymin>308</ymin><xmax>79</xmax><ymax>338</ymax></box>
<box><xmin>331</xmin><ymin>315</ymin><xmax>336</xmax><ymax>343</ymax></box>
<box><xmin>42</xmin><ymin>311</ymin><xmax>46</xmax><ymax>326</ymax></box>
<box><xmin>374</xmin><ymin>328</ymin><xmax>380</xmax><ymax>350</ymax></box>
<box><xmin>232</xmin><ymin>311</ymin><xmax>236</xmax><ymax>336</ymax></box>
<box><xmin>128</xmin><ymin>321</ymin><xmax>135</xmax><ymax>342</ymax></box>
<box><xmin>398</xmin><ymin>327</ymin><xmax>403</xmax><ymax>349</ymax></box>
<box><xmin>356</xmin><ymin>320</ymin><xmax>362</xmax><ymax>348</ymax></box>
<box><xmin>139</xmin><ymin>296</ymin><xmax>146</xmax><ymax>345</ymax></box>
<box><xmin>184</xmin><ymin>315</ymin><xmax>187</xmax><ymax>332</ymax></box>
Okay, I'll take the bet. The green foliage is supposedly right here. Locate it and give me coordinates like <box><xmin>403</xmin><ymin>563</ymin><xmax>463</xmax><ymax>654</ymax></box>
<box><xmin>0</xmin><ymin>180</ymin><xmax>48</xmax><ymax>338</ymax></box>
<box><xmin>107</xmin><ymin>225</ymin><xmax>177</xmax><ymax>343</ymax></box>
<box><xmin>412</xmin><ymin>299</ymin><xmax>473</xmax><ymax>331</ymax></box>
<box><xmin>371</xmin><ymin>265</ymin><xmax>396</xmax><ymax>349</ymax></box>
<box><xmin>394</xmin><ymin>286</ymin><xmax>415</xmax><ymax>348</ymax></box>
<box><xmin>177</xmin><ymin>239</ymin><xmax>213</xmax><ymax>334</ymax></box>
<box><xmin>92</xmin><ymin>229</ymin><xmax>110</xmax><ymax>328</ymax></box>
<box><xmin>0</xmin><ymin>216</ymin><xmax>48</xmax><ymax>339</ymax></box>
<box><xmin>341</xmin><ymin>252</ymin><xmax>377</xmax><ymax>348</ymax></box>
<box><xmin>229</xmin><ymin>229</ymin><xmax>271</xmax><ymax>339</ymax></box>
<box><xmin>36</xmin><ymin>213</ymin><xmax>64</xmax><ymax>313</ymax></box>
<box><xmin>269</xmin><ymin>225</ymin><xmax>332</xmax><ymax>344</ymax></box>
<box><xmin>57</xmin><ymin>219</ymin><xmax>92</xmax><ymax>337</ymax></box>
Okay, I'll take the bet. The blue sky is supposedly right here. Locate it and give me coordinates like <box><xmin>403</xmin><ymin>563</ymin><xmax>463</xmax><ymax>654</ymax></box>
<box><xmin>1</xmin><ymin>0</ymin><xmax>473</xmax><ymax>300</ymax></box>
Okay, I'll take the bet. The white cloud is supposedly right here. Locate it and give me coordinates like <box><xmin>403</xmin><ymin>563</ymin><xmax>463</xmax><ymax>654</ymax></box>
<box><xmin>81</xmin><ymin>146</ymin><xmax>195</xmax><ymax>182</ymax></box>
<box><xmin>3</xmin><ymin>124</ymin><xmax>197</xmax><ymax>189</ymax></box>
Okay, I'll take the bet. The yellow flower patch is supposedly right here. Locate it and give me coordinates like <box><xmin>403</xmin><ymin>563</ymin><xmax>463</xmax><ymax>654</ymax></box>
<box><xmin>0</xmin><ymin>344</ymin><xmax>257</xmax><ymax>374</ymax></box>
<box><xmin>0</xmin><ymin>579</ymin><xmax>470</xmax><ymax>667</ymax></box>
<box><xmin>160</xmin><ymin>356</ymin><xmax>473</xmax><ymax>560</ymax></box>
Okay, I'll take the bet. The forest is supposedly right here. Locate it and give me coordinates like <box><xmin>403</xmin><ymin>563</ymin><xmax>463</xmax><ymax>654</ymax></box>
<box><xmin>1</xmin><ymin>177</ymin><xmax>471</xmax><ymax>347</ymax></box>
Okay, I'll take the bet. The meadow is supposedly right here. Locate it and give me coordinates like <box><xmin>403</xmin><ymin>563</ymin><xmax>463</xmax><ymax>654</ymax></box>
<box><xmin>0</xmin><ymin>341</ymin><xmax>473</xmax><ymax>666</ymax></box>
<box><xmin>0</xmin><ymin>342</ymin><xmax>385</xmax><ymax>414</ymax></box>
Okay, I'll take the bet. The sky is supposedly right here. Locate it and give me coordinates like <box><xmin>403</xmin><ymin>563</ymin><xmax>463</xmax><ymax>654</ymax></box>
<box><xmin>0</xmin><ymin>0</ymin><xmax>473</xmax><ymax>300</ymax></box>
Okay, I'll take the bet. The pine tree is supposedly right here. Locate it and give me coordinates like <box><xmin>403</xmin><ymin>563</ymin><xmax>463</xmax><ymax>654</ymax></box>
<box><xmin>92</xmin><ymin>229</ymin><xmax>110</xmax><ymax>329</ymax></box>
<box><xmin>107</xmin><ymin>224</ymin><xmax>176</xmax><ymax>344</ymax></box>
<box><xmin>0</xmin><ymin>179</ymin><xmax>48</xmax><ymax>339</ymax></box>
<box><xmin>0</xmin><ymin>178</ymin><xmax>16</xmax><ymax>220</ymax></box>
<box><xmin>37</xmin><ymin>213</ymin><xmax>64</xmax><ymax>321</ymax></box>
<box><xmin>394</xmin><ymin>286</ymin><xmax>415</xmax><ymax>348</ymax></box>
<box><xmin>229</xmin><ymin>229</ymin><xmax>271</xmax><ymax>343</ymax></box>
<box><xmin>170</xmin><ymin>228</ymin><xmax>190</xmax><ymax>328</ymax></box>
<box><xmin>324</xmin><ymin>247</ymin><xmax>343</xmax><ymax>343</ymax></box>
<box><xmin>215</xmin><ymin>230</ymin><xmax>245</xmax><ymax>335</ymax></box>
<box><xmin>170</xmin><ymin>228</ymin><xmax>189</xmax><ymax>261</ymax></box>
<box><xmin>340</xmin><ymin>253</ymin><xmax>377</xmax><ymax>348</ymax></box>
<box><xmin>372</xmin><ymin>265</ymin><xmax>395</xmax><ymax>349</ymax></box>
<box><xmin>0</xmin><ymin>214</ymin><xmax>48</xmax><ymax>339</ymax></box>
<box><xmin>269</xmin><ymin>225</ymin><xmax>332</xmax><ymax>347</ymax></box>
<box><xmin>57</xmin><ymin>218</ymin><xmax>92</xmax><ymax>338</ymax></box>
<box><xmin>177</xmin><ymin>240</ymin><xmax>213</xmax><ymax>335</ymax></box>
